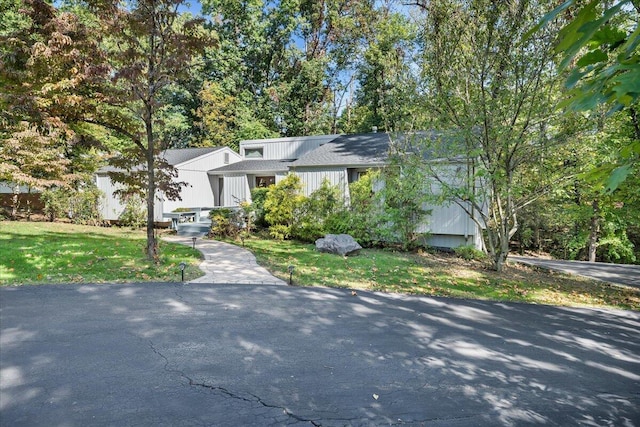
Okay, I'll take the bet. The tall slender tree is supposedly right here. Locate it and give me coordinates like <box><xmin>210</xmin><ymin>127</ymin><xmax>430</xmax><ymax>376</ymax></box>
<box><xmin>87</xmin><ymin>0</ymin><xmax>214</xmax><ymax>259</ymax></box>
<box><xmin>416</xmin><ymin>0</ymin><xmax>565</xmax><ymax>271</ymax></box>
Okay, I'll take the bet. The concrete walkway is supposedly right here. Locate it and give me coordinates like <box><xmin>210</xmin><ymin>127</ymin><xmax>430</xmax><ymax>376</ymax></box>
<box><xmin>162</xmin><ymin>236</ymin><xmax>287</xmax><ymax>285</ymax></box>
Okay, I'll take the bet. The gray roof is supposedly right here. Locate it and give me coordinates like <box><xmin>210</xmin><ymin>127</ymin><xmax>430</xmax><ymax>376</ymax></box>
<box><xmin>290</xmin><ymin>133</ymin><xmax>391</xmax><ymax>168</ymax></box>
<box><xmin>97</xmin><ymin>147</ymin><xmax>223</xmax><ymax>173</ymax></box>
<box><xmin>208</xmin><ymin>159</ymin><xmax>291</xmax><ymax>174</ymax></box>
<box><xmin>162</xmin><ymin>147</ymin><xmax>223</xmax><ymax>165</ymax></box>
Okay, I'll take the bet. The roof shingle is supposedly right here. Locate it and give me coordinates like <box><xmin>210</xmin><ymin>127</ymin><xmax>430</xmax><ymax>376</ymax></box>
<box><xmin>97</xmin><ymin>147</ymin><xmax>223</xmax><ymax>173</ymax></box>
<box><xmin>208</xmin><ymin>159</ymin><xmax>292</xmax><ymax>174</ymax></box>
<box><xmin>290</xmin><ymin>133</ymin><xmax>390</xmax><ymax>167</ymax></box>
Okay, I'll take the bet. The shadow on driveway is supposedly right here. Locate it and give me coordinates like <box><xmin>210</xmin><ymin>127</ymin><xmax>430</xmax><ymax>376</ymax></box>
<box><xmin>2</xmin><ymin>283</ymin><xmax>639</xmax><ymax>426</ymax></box>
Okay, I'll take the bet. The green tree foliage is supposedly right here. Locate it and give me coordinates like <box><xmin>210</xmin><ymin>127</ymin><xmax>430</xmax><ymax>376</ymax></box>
<box><xmin>263</xmin><ymin>173</ymin><xmax>305</xmax><ymax>239</ymax></box>
<box><xmin>375</xmin><ymin>154</ymin><xmax>433</xmax><ymax>250</ymax></box>
<box><xmin>416</xmin><ymin>0</ymin><xmax>564</xmax><ymax>271</ymax></box>
<box><xmin>513</xmin><ymin>109</ymin><xmax>640</xmax><ymax>263</ymax></box>
<box><xmin>341</xmin><ymin>7</ymin><xmax>422</xmax><ymax>133</ymax></box>
<box><xmin>41</xmin><ymin>185</ymin><xmax>103</xmax><ymax>225</ymax></box>
<box><xmin>0</xmin><ymin>0</ymin><xmax>110</xmax><ymax>213</ymax></box>
<box><xmin>199</xmin><ymin>0</ymin><xmax>388</xmax><ymax>138</ymax></box>
<box><xmin>291</xmin><ymin>178</ymin><xmax>343</xmax><ymax>241</ymax></box>
<box><xmin>0</xmin><ymin>123</ymin><xmax>72</xmax><ymax>218</ymax></box>
<box><xmin>84</xmin><ymin>0</ymin><xmax>215</xmax><ymax>259</ymax></box>
<box><xmin>534</xmin><ymin>0</ymin><xmax>639</xmax><ymax>192</ymax></box>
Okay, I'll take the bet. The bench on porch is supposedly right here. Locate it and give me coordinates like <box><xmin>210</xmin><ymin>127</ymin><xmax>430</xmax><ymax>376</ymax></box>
<box><xmin>163</xmin><ymin>208</ymin><xmax>212</xmax><ymax>230</ymax></box>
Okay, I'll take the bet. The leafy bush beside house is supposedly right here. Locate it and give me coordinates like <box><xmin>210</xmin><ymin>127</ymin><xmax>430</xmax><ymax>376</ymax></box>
<box><xmin>42</xmin><ymin>185</ymin><xmax>103</xmax><ymax>225</ymax></box>
<box><xmin>253</xmin><ymin>169</ymin><xmax>434</xmax><ymax>251</ymax></box>
<box><xmin>292</xmin><ymin>178</ymin><xmax>343</xmax><ymax>242</ymax></box>
<box><xmin>118</xmin><ymin>194</ymin><xmax>146</xmax><ymax>228</ymax></box>
<box><xmin>374</xmin><ymin>157</ymin><xmax>433</xmax><ymax>250</ymax></box>
<box><xmin>263</xmin><ymin>174</ymin><xmax>305</xmax><ymax>240</ymax></box>
<box><xmin>250</xmin><ymin>187</ymin><xmax>270</xmax><ymax>228</ymax></box>
<box><xmin>209</xmin><ymin>208</ymin><xmax>243</xmax><ymax>238</ymax></box>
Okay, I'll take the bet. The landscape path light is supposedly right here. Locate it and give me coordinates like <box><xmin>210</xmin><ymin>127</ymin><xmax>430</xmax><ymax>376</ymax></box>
<box><xmin>179</xmin><ymin>262</ymin><xmax>186</xmax><ymax>282</ymax></box>
<box><xmin>288</xmin><ymin>264</ymin><xmax>295</xmax><ymax>285</ymax></box>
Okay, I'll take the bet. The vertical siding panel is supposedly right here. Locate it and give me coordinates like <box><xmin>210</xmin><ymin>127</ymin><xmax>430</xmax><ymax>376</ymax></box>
<box><xmin>223</xmin><ymin>175</ymin><xmax>249</xmax><ymax>206</ymax></box>
<box><xmin>293</xmin><ymin>168</ymin><xmax>348</xmax><ymax>197</ymax></box>
<box><xmin>241</xmin><ymin>135</ymin><xmax>338</xmax><ymax>160</ymax></box>
<box><xmin>96</xmin><ymin>175</ymin><xmax>125</xmax><ymax>221</ymax></box>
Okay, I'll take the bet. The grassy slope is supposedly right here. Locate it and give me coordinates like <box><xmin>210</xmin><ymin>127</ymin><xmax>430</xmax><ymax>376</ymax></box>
<box><xmin>1</xmin><ymin>222</ymin><xmax>637</xmax><ymax>311</ymax></box>
<box><xmin>239</xmin><ymin>237</ymin><xmax>640</xmax><ymax>311</ymax></box>
<box><xmin>0</xmin><ymin>221</ymin><xmax>203</xmax><ymax>285</ymax></box>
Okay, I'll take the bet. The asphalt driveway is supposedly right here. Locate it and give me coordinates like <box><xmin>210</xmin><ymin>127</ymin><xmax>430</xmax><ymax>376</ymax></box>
<box><xmin>509</xmin><ymin>256</ymin><xmax>640</xmax><ymax>288</ymax></box>
<box><xmin>1</xmin><ymin>283</ymin><xmax>639</xmax><ymax>426</ymax></box>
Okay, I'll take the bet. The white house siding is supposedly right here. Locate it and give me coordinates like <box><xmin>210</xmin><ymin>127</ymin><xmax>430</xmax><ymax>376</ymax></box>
<box><xmin>292</xmin><ymin>168</ymin><xmax>349</xmax><ymax>198</ymax></box>
<box><xmin>95</xmin><ymin>174</ymin><xmax>125</xmax><ymax>221</ymax></box>
<box><xmin>163</xmin><ymin>148</ymin><xmax>240</xmax><ymax>212</ymax></box>
<box><xmin>240</xmin><ymin>135</ymin><xmax>338</xmax><ymax>160</ymax></box>
<box><xmin>96</xmin><ymin>175</ymin><xmax>166</xmax><ymax>221</ymax></box>
<box><xmin>222</xmin><ymin>175</ymin><xmax>250</xmax><ymax>206</ymax></box>
<box><xmin>417</xmin><ymin>202</ymin><xmax>470</xmax><ymax>236</ymax></box>
<box><xmin>177</xmin><ymin>148</ymin><xmax>240</xmax><ymax>172</ymax></box>
<box><xmin>274</xmin><ymin>172</ymin><xmax>288</xmax><ymax>183</ymax></box>
<box><xmin>162</xmin><ymin>169</ymin><xmax>214</xmax><ymax>212</ymax></box>
<box><xmin>415</xmin><ymin>201</ymin><xmax>483</xmax><ymax>250</ymax></box>
<box><xmin>422</xmin><ymin>234</ymin><xmax>477</xmax><ymax>249</ymax></box>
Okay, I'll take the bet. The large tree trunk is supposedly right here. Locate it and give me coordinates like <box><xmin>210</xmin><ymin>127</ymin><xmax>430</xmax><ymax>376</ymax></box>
<box><xmin>145</xmin><ymin>120</ymin><xmax>157</xmax><ymax>262</ymax></box>
<box><xmin>588</xmin><ymin>199</ymin><xmax>600</xmax><ymax>262</ymax></box>
<box><xmin>11</xmin><ymin>185</ymin><xmax>19</xmax><ymax>220</ymax></box>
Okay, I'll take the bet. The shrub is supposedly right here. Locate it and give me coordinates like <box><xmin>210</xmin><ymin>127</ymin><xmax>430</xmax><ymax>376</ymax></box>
<box><xmin>42</xmin><ymin>185</ymin><xmax>103</xmax><ymax>224</ymax></box>
<box><xmin>118</xmin><ymin>195</ymin><xmax>146</xmax><ymax>228</ymax></box>
<box><xmin>209</xmin><ymin>208</ymin><xmax>246</xmax><ymax>238</ymax></box>
<box><xmin>291</xmin><ymin>178</ymin><xmax>343</xmax><ymax>242</ymax></box>
<box><xmin>454</xmin><ymin>245</ymin><xmax>487</xmax><ymax>261</ymax></box>
<box><xmin>263</xmin><ymin>174</ymin><xmax>305</xmax><ymax>240</ymax></box>
<box><xmin>41</xmin><ymin>188</ymin><xmax>67</xmax><ymax>222</ymax></box>
<box><xmin>250</xmin><ymin>187</ymin><xmax>270</xmax><ymax>228</ymax></box>
<box><xmin>323</xmin><ymin>171</ymin><xmax>381</xmax><ymax>247</ymax></box>
<box><xmin>268</xmin><ymin>224</ymin><xmax>292</xmax><ymax>240</ymax></box>
<box><xmin>375</xmin><ymin>158</ymin><xmax>433</xmax><ymax>250</ymax></box>
<box><xmin>68</xmin><ymin>186</ymin><xmax>103</xmax><ymax>225</ymax></box>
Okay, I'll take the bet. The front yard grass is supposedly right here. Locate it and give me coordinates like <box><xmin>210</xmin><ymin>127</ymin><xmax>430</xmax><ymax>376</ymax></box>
<box><xmin>239</xmin><ymin>236</ymin><xmax>640</xmax><ymax>311</ymax></box>
<box><xmin>0</xmin><ymin>221</ymin><xmax>203</xmax><ymax>285</ymax></box>
<box><xmin>2</xmin><ymin>221</ymin><xmax>637</xmax><ymax>311</ymax></box>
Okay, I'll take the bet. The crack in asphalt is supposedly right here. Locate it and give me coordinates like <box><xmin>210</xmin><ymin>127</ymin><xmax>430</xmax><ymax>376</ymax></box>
<box><xmin>148</xmin><ymin>340</ymin><xmax>324</xmax><ymax>426</ymax></box>
<box><xmin>188</xmin><ymin>380</ymin><xmax>323</xmax><ymax>426</ymax></box>
<box><xmin>147</xmin><ymin>339</ymin><xmax>485</xmax><ymax>426</ymax></box>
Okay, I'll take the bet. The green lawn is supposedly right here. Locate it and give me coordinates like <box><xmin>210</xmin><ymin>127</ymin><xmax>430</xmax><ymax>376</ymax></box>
<box><xmin>2</xmin><ymin>222</ymin><xmax>638</xmax><ymax>311</ymax></box>
<box><xmin>0</xmin><ymin>221</ymin><xmax>203</xmax><ymax>285</ymax></box>
<box><xmin>238</xmin><ymin>236</ymin><xmax>640</xmax><ymax>311</ymax></box>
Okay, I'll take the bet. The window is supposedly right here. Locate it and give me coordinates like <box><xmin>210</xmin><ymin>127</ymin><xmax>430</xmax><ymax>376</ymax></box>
<box><xmin>245</xmin><ymin>147</ymin><xmax>263</xmax><ymax>159</ymax></box>
<box><xmin>347</xmin><ymin>168</ymin><xmax>368</xmax><ymax>183</ymax></box>
<box><xmin>224</xmin><ymin>152</ymin><xmax>230</xmax><ymax>164</ymax></box>
<box><xmin>255</xmin><ymin>176</ymin><xmax>275</xmax><ymax>188</ymax></box>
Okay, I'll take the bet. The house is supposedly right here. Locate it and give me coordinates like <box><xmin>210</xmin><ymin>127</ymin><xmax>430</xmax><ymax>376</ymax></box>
<box><xmin>94</xmin><ymin>133</ymin><xmax>483</xmax><ymax>249</ymax></box>
<box><xmin>208</xmin><ymin>132</ymin><xmax>484</xmax><ymax>250</ymax></box>
<box><xmin>95</xmin><ymin>146</ymin><xmax>241</xmax><ymax>222</ymax></box>
<box><xmin>206</xmin><ymin>134</ymin><xmax>340</xmax><ymax>206</ymax></box>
